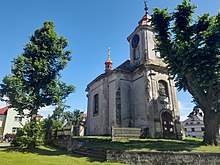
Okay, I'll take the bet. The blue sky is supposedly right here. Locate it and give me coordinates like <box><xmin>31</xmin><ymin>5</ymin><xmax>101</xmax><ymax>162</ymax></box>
<box><xmin>0</xmin><ymin>0</ymin><xmax>219</xmax><ymax>120</ymax></box>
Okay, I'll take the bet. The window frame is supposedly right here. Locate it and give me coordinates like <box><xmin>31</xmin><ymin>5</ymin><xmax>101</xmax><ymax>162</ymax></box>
<box><xmin>14</xmin><ymin>116</ymin><xmax>22</xmax><ymax>122</ymax></box>
<box><xmin>158</xmin><ymin>80</ymin><xmax>169</xmax><ymax>97</ymax></box>
<box><xmin>93</xmin><ymin>94</ymin><xmax>99</xmax><ymax>115</ymax></box>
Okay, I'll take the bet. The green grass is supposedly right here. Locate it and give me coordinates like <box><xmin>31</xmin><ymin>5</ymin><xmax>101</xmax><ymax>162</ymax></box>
<box><xmin>85</xmin><ymin>137</ymin><xmax>220</xmax><ymax>152</ymax></box>
<box><xmin>1</xmin><ymin>137</ymin><xmax>218</xmax><ymax>165</ymax></box>
<box><xmin>0</xmin><ymin>146</ymin><xmax>123</xmax><ymax>165</ymax></box>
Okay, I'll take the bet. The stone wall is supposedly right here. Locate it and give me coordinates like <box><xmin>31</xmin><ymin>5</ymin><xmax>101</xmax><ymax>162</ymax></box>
<box><xmin>53</xmin><ymin>137</ymin><xmax>109</xmax><ymax>151</ymax></box>
<box><xmin>107</xmin><ymin>150</ymin><xmax>220</xmax><ymax>165</ymax></box>
<box><xmin>53</xmin><ymin>138</ymin><xmax>220</xmax><ymax>165</ymax></box>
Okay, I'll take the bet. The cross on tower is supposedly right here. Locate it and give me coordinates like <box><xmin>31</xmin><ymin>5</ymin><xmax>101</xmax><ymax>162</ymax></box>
<box><xmin>143</xmin><ymin>0</ymin><xmax>148</xmax><ymax>14</ymax></box>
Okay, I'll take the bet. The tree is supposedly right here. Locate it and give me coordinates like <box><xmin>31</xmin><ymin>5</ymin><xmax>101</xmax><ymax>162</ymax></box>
<box><xmin>43</xmin><ymin>106</ymin><xmax>65</xmax><ymax>139</ymax></box>
<box><xmin>63</xmin><ymin>109</ymin><xmax>84</xmax><ymax>136</ymax></box>
<box><xmin>12</xmin><ymin>121</ymin><xmax>44</xmax><ymax>148</ymax></box>
<box><xmin>151</xmin><ymin>0</ymin><xmax>220</xmax><ymax>145</ymax></box>
<box><xmin>43</xmin><ymin>107</ymin><xmax>84</xmax><ymax>139</ymax></box>
<box><xmin>0</xmin><ymin>21</ymin><xmax>75</xmax><ymax>148</ymax></box>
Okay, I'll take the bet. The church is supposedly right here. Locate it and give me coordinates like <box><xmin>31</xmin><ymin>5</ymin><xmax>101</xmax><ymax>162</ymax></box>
<box><xmin>86</xmin><ymin>5</ymin><xmax>182</xmax><ymax>139</ymax></box>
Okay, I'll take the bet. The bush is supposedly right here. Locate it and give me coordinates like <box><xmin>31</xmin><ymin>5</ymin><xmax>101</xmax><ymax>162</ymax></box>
<box><xmin>13</xmin><ymin>121</ymin><xmax>44</xmax><ymax>148</ymax></box>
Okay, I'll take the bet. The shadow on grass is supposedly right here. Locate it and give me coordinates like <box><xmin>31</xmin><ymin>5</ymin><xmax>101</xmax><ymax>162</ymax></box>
<box><xmin>1</xmin><ymin>145</ymin><xmax>106</xmax><ymax>163</ymax></box>
<box><xmin>86</xmin><ymin>138</ymin><xmax>203</xmax><ymax>152</ymax></box>
<box><xmin>0</xmin><ymin>138</ymin><xmax>204</xmax><ymax>164</ymax></box>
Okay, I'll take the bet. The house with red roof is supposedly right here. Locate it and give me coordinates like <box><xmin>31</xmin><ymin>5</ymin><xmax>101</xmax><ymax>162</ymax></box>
<box><xmin>0</xmin><ymin>107</ymin><xmax>9</xmax><ymax>138</ymax></box>
<box><xmin>0</xmin><ymin>106</ymin><xmax>29</xmax><ymax>138</ymax></box>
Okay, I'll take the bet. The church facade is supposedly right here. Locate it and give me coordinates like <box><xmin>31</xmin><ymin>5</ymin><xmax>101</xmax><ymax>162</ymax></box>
<box><xmin>86</xmin><ymin>7</ymin><xmax>182</xmax><ymax>139</ymax></box>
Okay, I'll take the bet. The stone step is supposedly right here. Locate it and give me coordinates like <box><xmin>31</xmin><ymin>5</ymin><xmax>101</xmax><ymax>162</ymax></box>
<box><xmin>113</xmin><ymin>133</ymin><xmax>140</xmax><ymax>137</ymax></box>
<box><xmin>72</xmin><ymin>148</ymin><xmax>106</xmax><ymax>160</ymax></box>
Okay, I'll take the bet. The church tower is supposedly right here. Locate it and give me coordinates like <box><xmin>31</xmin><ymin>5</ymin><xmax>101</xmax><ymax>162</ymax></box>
<box><xmin>125</xmin><ymin>2</ymin><xmax>182</xmax><ymax>139</ymax></box>
<box><xmin>127</xmin><ymin>3</ymin><xmax>160</xmax><ymax>67</ymax></box>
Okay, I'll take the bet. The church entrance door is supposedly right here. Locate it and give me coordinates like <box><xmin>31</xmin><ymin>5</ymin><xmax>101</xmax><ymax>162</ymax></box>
<box><xmin>161</xmin><ymin>111</ymin><xmax>174</xmax><ymax>138</ymax></box>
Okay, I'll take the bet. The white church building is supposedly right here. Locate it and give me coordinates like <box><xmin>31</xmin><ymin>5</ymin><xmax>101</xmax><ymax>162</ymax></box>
<box><xmin>86</xmin><ymin>5</ymin><xmax>182</xmax><ymax>139</ymax></box>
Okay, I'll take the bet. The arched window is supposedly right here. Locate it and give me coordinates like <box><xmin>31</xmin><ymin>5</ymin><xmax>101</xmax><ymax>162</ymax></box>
<box><xmin>93</xmin><ymin>94</ymin><xmax>99</xmax><ymax>115</ymax></box>
<box><xmin>158</xmin><ymin>80</ymin><xmax>169</xmax><ymax>97</ymax></box>
<box><xmin>131</xmin><ymin>34</ymin><xmax>140</xmax><ymax>61</ymax></box>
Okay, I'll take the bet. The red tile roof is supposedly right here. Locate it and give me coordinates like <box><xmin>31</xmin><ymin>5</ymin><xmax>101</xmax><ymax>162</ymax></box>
<box><xmin>0</xmin><ymin>106</ymin><xmax>9</xmax><ymax>115</ymax></box>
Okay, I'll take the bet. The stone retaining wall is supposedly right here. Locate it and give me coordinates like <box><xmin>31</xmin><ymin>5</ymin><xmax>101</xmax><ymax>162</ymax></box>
<box><xmin>53</xmin><ymin>138</ymin><xmax>220</xmax><ymax>165</ymax></box>
<box><xmin>107</xmin><ymin>150</ymin><xmax>220</xmax><ymax>165</ymax></box>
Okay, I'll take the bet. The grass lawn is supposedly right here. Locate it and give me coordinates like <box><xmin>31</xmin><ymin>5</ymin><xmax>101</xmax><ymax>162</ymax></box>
<box><xmin>0</xmin><ymin>146</ymin><xmax>123</xmax><ymax>165</ymax></box>
<box><xmin>1</xmin><ymin>138</ymin><xmax>219</xmax><ymax>165</ymax></box>
<box><xmin>84</xmin><ymin>137</ymin><xmax>220</xmax><ymax>152</ymax></box>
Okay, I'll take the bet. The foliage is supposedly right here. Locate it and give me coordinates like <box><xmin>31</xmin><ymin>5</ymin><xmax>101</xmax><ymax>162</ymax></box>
<box><xmin>0</xmin><ymin>21</ymin><xmax>75</xmax><ymax>148</ymax></box>
<box><xmin>0</xmin><ymin>127</ymin><xmax>3</xmax><ymax>137</ymax></box>
<box><xmin>0</xmin><ymin>21</ymin><xmax>75</xmax><ymax>117</ymax></box>
<box><xmin>43</xmin><ymin>106</ymin><xmax>64</xmax><ymax>139</ymax></box>
<box><xmin>12</xmin><ymin>121</ymin><xmax>44</xmax><ymax>148</ymax></box>
<box><xmin>4</xmin><ymin>133</ymin><xmax>16</xmax><ymax>139</ymax></box>
<box><xmin>151</xmin><ymin>0</ymin><xmax>220</xmax><ymax>145</ymax></box>
<box><xmin>63</xmin><ymin>109</ymin><xmax>84</xmax><ymax>136</ymax></box>
<box><xmin>43</xmin><ymin>107</ymin><xmax>84</xmax><ymax>139</ymax></box>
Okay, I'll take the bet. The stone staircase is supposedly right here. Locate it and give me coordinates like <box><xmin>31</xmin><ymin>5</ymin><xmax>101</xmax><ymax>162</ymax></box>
<box><xmin>72</xmin><ymin>148</ymin><xmax>107</xmax><ymax>160</ymax></box>
<box><xmin>112</xmin><ymin>127</ymin><xmax>142</xmax><ymax>141</ymax></box>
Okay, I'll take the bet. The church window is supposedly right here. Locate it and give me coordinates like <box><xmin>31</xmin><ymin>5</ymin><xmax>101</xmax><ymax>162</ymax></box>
<box><xmin>93</xmin><ymin>94</ymin><xmax>99</xmax><ymax>115</ymax></box>
<box><xmin>134</xmin><ymin>47</ymin><xmax>140</xmax><ymax>60</ymax></box>
<box><xmin>116</xmin><ymin>88</ymin><xmax>121</xmax><ymax>126</ymax></box>
<box><xmin>131</xmin><ymin>34</ymin><xmax>140</xmax><ymax>61</ymax></box>
<box><xmin>158</xmin><ymin>80</ymin><xmax>169</xmax><ymax>97</ymax></box>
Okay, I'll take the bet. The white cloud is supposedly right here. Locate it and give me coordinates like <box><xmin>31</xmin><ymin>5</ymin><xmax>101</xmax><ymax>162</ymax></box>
<box><xmin>0</xmin><ymin>100</ymin><xmax>6</xmax><ymax>108</ymax></box>
<box><xmin>39</xmin><ymin>106</ymin><xmax>54</xmax><ymax>119</ymax></box>
<box><xmin>178</xmin><ymin>101</ymin><xmax>194</xmax><ymax>121</ymax></box>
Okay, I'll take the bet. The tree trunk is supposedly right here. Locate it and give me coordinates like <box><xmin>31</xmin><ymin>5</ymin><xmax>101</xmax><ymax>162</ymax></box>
<box><xmin>203</xmin><ymin>110</ymin><xmax>220</xmax><ymax>146</ymax></box>
<box><xmin>28</xmin><ymin>109</ymin><xmax>38</xmax><ymax>149</ymax></box>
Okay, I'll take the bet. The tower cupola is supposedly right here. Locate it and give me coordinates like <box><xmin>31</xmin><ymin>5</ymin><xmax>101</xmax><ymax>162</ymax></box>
<box><xmin>105</xmin><ymin>47</ymin><xmax>113</xmax><ymax>73</ymax></box>
<box><xmin>138</xmin><ymin>0</ymin><xmax>151</xmax><ymax>27</ymax></box>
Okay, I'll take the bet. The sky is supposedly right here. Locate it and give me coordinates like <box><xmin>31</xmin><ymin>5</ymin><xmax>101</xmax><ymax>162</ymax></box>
<box><xmin>0</xmin><ymin>0</ymin><xmax>219</xmax><ymax>120</ymax></box>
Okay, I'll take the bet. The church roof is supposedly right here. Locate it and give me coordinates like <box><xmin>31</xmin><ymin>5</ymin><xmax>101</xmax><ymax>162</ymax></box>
<box><xmin>115</xmin><ymin>60</ymin><xmax>132</xmax><ymax>73</ymax></box>
<box><xmin>138</xmin><ymin>13</ymin><xmax>151</xmax><ymax>27</ymax></box>
<box><xmin>86</xmin><ymin>73</ymin><xmax>107</xmax><ymax>90</ymax></box>
<box><xmin>86</xmin><ymin>59</ymin><xmax>132</xmax><ymax>90</ymax></box>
